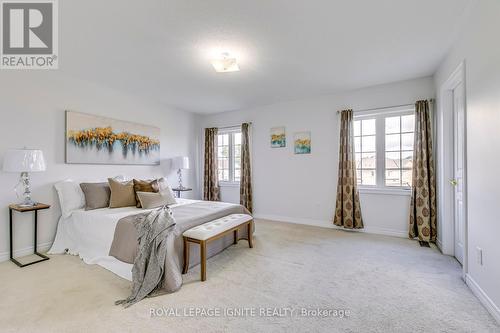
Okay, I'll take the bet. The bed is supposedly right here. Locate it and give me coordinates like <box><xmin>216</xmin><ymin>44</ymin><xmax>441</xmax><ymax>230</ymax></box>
<box><xmin>48</xmin><ymin>198</ymin><xmax>252</xmax><ymax>283</ymax></box>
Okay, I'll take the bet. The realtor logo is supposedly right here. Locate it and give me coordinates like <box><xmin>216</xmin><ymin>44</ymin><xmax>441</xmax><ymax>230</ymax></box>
<box><xmin>1</xmin><ymin>0</ymin><xmax>58</xmax><ymax>69</ymax></box>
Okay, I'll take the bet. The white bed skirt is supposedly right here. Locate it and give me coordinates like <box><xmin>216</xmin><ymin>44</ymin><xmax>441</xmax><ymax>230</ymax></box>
<box><xmin>49</xmin><ymin>199</ymin><xmax>198</xmax><ymax>280</ymax></box>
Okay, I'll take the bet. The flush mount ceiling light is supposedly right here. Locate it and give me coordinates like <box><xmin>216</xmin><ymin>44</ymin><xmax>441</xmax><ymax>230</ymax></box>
<box><xmin>211</xmin><ymin>52</ymin><xmax>240</xmax><ymax>73</ymax></box>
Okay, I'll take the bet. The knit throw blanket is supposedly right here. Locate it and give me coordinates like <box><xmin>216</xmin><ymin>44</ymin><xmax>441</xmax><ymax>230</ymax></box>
<box><xmin>115</xmin><ymin>206</ymin><xmax>178</xmax><ymax>308</ymax></box>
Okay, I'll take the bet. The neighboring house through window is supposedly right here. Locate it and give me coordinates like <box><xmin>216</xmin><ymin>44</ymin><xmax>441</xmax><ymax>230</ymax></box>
<box><xmin>354</xmin><ymin>106</ymin><xmax>415</xmax><ymax>190</ymax></box>
<box><xmin>217</xmin><ymin>127</ymin><xmax>241</xmax><ymax>184</ymax></box>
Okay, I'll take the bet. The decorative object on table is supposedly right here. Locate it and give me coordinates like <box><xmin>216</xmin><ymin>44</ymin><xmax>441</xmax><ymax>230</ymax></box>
<box><xmin>3</xmin><ymin>149</ymin><xmax>46</xmax><ymax>207</ymax></box>
<box><xmin>294</xmin><ymin>131</ymin><xmax>311</xmax><ymax>154</ymax></box>
<box><xmin>65</xmin><ymin>111</ymin><xmax>160</xmax><ymax>165</ymax></box>
<box><xmin>270</xmin><ymin>127</ymin><xmax>286</xmax><ymax>148</ymax></box>
<box><xmin>171</xmin><ymin>156</ymin><xmax>190</xmax><ymax>189</ymax></box>
<box><xmin>9</xmin><ymin>203</ymin><xmax>51</xmax><ymax>267</ymax></box>
<box><xmin>172</xmin><ymin>187</ymin><xmax>192</xmax><ymax>199</ymax></box>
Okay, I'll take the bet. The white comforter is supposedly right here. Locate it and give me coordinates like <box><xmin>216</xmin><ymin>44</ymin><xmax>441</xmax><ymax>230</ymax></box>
<box><xmin>48</xmin><ymin>199</ymin><xmax>198</xmax><ymax>281</ymax></box>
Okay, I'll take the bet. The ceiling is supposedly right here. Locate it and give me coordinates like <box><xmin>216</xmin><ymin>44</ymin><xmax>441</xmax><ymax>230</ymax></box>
<box><xmin>60</xmin><ymin>0</ymin><xmax>473</xmax><ymax>114</ymax></box>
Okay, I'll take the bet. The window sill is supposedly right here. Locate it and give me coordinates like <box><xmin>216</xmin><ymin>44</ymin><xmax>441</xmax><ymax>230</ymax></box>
<box><xmin>219</xmin><ymin>182</ymin><xmax>240</xmax><ymax>188</ymax></box>
<box><xmin>358</xmin><ymin>187</ymin><xmax>411</xmax><ymax>196</ymax></box>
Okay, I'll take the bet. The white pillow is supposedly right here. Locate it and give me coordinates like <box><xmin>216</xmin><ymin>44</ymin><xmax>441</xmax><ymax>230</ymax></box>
<box><xmin>54</xmin><ymin>179</ymin><xmax>86</xmax><ymax>218</ymax></box>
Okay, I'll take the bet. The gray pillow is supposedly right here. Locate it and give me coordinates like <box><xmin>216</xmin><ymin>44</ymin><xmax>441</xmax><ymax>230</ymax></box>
<box><xmin>136</xmin><ymin>191</ymin><xmax>177</xmax><ymax>209</ymax></box>
<box><xmin>157</xmin><ymin>177</ymin><xmax>177</xmax><ymax>199</ymax></box>
<box><xmin>80</xmin><ymin>182</ymin><xmax>111</xmax><ymax>210</ymax></box>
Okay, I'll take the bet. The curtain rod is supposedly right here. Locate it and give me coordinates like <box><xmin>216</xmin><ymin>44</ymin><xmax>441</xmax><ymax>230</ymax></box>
<box><xmin>216</xmin><ymin>122</ymin><xmax>252</xmax><ymax>130</ymax></box>
<box><xmin>337</xmin><ymin>99</ymin><xmax>435</xmax><ymax>114</ymax></box>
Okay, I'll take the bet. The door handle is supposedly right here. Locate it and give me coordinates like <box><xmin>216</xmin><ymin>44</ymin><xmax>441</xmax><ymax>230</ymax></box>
<box><xmin>449</xmin><ymin>179</ymin><xmax>458</xmax><ymax>186</ymax></box>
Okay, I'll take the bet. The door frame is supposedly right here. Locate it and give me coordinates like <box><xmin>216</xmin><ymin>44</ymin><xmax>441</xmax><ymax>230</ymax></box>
<box><xmin>437</xmin><ymin>60</ymin><xmax>468</xmax><ymax>278</ymax></box>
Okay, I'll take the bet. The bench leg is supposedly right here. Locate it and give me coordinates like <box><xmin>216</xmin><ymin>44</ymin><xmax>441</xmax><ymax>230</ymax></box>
<box><xmin>200</xmin><ymin>240</ymin><xmax>207</xmax><ymax>281</ymax></box>
<box><xmin>247</xmin><ymin>220</ymin><xmax>253</xmax><ymax>248</ymax></box>
<box><xmin>182</xmin><ymin>237</ymin><xmax>190</xmax><ymax>274</ymax></box>
<box><xmin>233</xmin><ymin>229</ymin><xmax>238</xmax><ymax>244</ymax></box>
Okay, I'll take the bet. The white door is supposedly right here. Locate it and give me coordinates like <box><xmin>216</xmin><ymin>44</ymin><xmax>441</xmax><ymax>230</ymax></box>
<box><xmin>453</xmin><ymin>81</ymin><xmax>466</xmax><ymax>265</ymax></box>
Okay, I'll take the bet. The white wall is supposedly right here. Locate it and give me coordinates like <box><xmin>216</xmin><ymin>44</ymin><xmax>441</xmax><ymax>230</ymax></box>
<box><xmin>200</xmin><ymin>77</ymin><xmax>434</xmax><ymax>237</ymax></box>
<box><xmin>0</xmin><ymin>71</ymin><xmax>201</xmax><ymax>262</ymax></box>
<box><xmin>434</xmin><ymin>0</ymin><xmax>500</xmax><ymax>320</ymax></box>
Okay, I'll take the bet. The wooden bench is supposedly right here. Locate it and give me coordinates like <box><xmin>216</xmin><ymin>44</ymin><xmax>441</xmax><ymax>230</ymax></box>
<box><xmin>182</xmin><ymin>214</ymin><xmax>253</xmax><ymax>281</ymax></box>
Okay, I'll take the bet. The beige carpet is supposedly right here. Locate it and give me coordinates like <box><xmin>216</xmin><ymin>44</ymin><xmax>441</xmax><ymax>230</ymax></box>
<box><xmin>0</xmin><ymin>219</ymin><xmax>498</xmax><ymax>333</ymax></box>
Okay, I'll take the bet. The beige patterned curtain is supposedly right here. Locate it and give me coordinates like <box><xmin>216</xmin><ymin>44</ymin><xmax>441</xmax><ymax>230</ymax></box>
<box><xmin>203</xmin><ymin>127</ymin><xmax>220</xmax><ymax>201</ymax></box>
<box><xmin>409</xmin><ymin>100</ymin><xmax>437</xmax><ymax>242</ymax></box>
<box><xmin>334</xmin><ymin>110</ymin><xmax>363</xmax><ymax>229</ymax></box>
<box><xmin>240</xmin><ymin>123</ymin><xmax>253</xmax><ymax>212</ymax></box>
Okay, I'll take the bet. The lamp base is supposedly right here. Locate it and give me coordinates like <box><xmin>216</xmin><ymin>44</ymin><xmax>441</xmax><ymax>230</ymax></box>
<box><xmin>16</xmin><ymin>172</ymin><xmax>37</xmax><ymax>207</ymax></box>
<box><xmin>177</xmin><ymin>169</ymin><xmax>185</xmax><ymax>190</ymax></box>
<box><xmin>18</xmin><ymin>198</ymin><xmax>38</xmax><ymax>207</ymax></box>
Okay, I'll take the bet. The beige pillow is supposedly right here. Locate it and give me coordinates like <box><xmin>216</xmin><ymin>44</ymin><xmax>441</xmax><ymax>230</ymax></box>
<box><xmin>108</xmin><ymin>178</ymin><xmax>136</xmax><ymax>208</ymax></box>
<box><xmin>136</xmin><ymin>191</ymin><xmax>177</xmax><ymax>209</ymax></box>
<box><xmin>133</xmin><ymin>179</ymin><xmax>159</xmax><ymax>208</ymax></box>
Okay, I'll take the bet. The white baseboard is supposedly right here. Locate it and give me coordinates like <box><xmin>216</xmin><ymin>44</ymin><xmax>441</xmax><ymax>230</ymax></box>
<box><xmin>362</xmin><ymin>226</ymin><xmax>408</xmax><ymax>238</ymax></box>
<box><xmin>253</xmin><ymin>214</ymin><xmax>408</xmax><ymax>238</ymax></box>
<box><xmin>466</xmin><ymin>274</ymin><xmax>500</xmax><ymax>324</ymax></box>
<box><xmin>436</xmin><ymin>238</ymin><xmax>443</xmax><ymax>253</ymax></box>
<box><xmin>253</xmin><ymin>214</ymin><xmax>332</xmax><ymax>229</ymax></box>
<box><xmin>0</xmin><ymin>242</ymin><xmax>53</xmax><ymax>263</ymax></box>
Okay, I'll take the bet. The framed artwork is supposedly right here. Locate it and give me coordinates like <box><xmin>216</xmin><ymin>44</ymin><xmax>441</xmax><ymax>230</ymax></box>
<box><xmin>294</xmin><ymin>131</ymin><xmax>311</xmax><ymax>154</ymax></box>
<box><xmin>65</xmin><ymin>111</ymin><xmax>160</xmax><ymax>165</ymax></box>
<box><xmin>271</xmin><ymin>127</ymin><xmax>286</xmax><ymax>148</ymax></box>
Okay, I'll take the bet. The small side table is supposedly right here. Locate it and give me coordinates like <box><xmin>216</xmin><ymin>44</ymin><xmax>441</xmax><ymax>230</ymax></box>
<box><xmin>9</xmin><ymin>203</ymin><xmax>51</xmax><ymax>267</ymax></box>
<box><xmin>172</xmin><ymin>187</ymin><xmax>192</xmax><ymax>198</ymax></box>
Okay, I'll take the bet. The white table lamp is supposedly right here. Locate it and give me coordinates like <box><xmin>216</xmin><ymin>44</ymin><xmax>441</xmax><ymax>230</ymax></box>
<box><xmin>171</xmin><ymin>156</ymin><xmax>190</xmax><ymax>189</ymax></box>
<box><xmin>3</xmin><ymin>149</ymin><xmax>46</xmax><ymax>207</ymax></box>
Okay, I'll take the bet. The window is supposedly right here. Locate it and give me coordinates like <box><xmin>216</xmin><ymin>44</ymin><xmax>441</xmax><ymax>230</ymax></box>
<box><xmin>354</xmin><ymin>108</ymin><xmax>415</xmax><ymax>189</ymax></box>
<box><xmin>217</xmin><ymin>128</ymin><xmax>241</xmax><ymax>183</ymax></box>
<box><xmin>354</xmin><ymin>119</ymin><xmax>376</xmax><ymax>185</ymax></box>
<box><xmin>384</xmin><ymin>114</ymin><xmax>414</xmax><ymax>187</ymax></box>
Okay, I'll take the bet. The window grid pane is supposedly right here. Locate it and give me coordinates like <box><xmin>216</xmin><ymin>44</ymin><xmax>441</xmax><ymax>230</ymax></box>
<box><xmin>384</xmin><ymin>115</ymin><xmax>414</xmax><ymax>187</ymax></box>
<box><xmin>233</xmin><ymin>135</ymin><xmax>242</xmax><ymax>182</ymax></box>
<box><xmin>354</xmin><ymin>118</ymin><xmax>377</xmax><ymax>186</ymax></box>
<box><xmin>217</xmin><ymin>131</ymin><xmax>243</xmax><ymax>183</ymax></box>
<box><xmin>402</xmin><ymin>169</ymin><xmax>413</xmax><ymax>187</ymax></box>
<box><xmin>217</xmin><ymin>133</ymin><xmax>231</xmax><ymax>182</ymax></box>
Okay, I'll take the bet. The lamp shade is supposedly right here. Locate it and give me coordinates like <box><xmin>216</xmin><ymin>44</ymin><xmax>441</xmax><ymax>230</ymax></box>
<box><xmin>3</xmin><ymin>149</ymin><xmax>46</xmax><ymax>173</ymax></box>
<box><xmin>171</xmin><ymin>156</ymin><xmax>190</xmax><ymax>170</ymax></box>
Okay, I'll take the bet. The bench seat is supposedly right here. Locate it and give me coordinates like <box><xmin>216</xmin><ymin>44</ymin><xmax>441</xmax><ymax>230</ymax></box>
<box><xmin>182</xmin><ymin>214</ymin><xmax>253</xmax><ymax>281</ymax></box>
<box><xmin>183</xmin><ymin>214</ymin><xmax>253</xmax><ymax>241</ymax></box>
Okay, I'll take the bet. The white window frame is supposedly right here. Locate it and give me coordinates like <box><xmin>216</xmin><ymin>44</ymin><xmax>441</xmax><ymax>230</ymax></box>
<box><xmin>217</xmin><ymin>126</ymin><xmax>241</xmax><ymax>187</ymax></box>
<box><xmin>354</xmin><ymin>106</ymin><xmax>415</xmax><ymax>195</ymax></box>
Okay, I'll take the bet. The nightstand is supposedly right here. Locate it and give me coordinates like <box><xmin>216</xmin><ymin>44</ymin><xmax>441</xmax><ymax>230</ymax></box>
<box><xmin>172</xmin><ymin>187</ymin><xmax>192</xmax><ymax>198</ymax></box>
<box><xmin>9</xmin><ymin>203</ymin><xmax>50</xmax><ymax>267</ymax></box>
